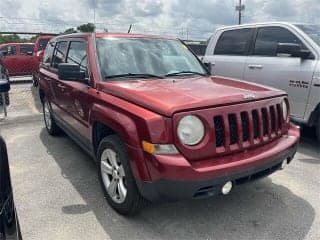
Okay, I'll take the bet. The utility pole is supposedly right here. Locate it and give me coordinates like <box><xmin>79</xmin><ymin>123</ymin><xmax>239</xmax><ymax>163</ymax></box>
<box><xmin>93</xmin><ymin>0</ymin><xmax>96</xmax><ymax>26</ymax></box>
<box><xmin>236</xmin><ymin>0</ymin><xmax>245</xmax><ymax>25</ymax></box>
<box><xmin>128</xmin><ymin>24</ymin><xmax>132</xmax><ymax>33</ymax></box>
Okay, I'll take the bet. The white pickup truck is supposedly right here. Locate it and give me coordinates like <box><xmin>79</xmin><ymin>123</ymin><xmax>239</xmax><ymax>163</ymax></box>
<box><xmin>203</xmin><ymin>22</ymin><xmax>320</xmax><ymax>143</ymax></box>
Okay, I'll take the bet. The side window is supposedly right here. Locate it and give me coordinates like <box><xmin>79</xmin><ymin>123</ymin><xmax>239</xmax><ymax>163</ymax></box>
<box><xmin>1</xmin><ymin>46</ymin><xmax>17</xmax><ymax>56</ymax></box>
<box><xmin>0</xmin><ymin>47</ymin><xmax>6</xmax><ymax>56</ymax></box>
<box><xmin>7</xmin><ymin>46</ymin><xmax>16</xmax><ymax>55</ymax></box>
<box><xmin>52</xmin><ymin>41</ymin><xmax>68</xmax><ymax>69</ymax></box>
<box><xmin>214</xmin><ymin>28</ymin><xmax>252</xmax><ymax>55</ymax></box>
<box><xmin>66</xmin><ymin>41</ymin><xmax>88</xmax><ymax>74</ymax></box>
<box><xmin>253</xmin><ymin>27</ymin><xmax>306</xmax><ymax>56</ymax></box>
<box><xmin>20</xmin><ymin>45</ymin><xmax>34</xmax><ymax>55</ymax></box>
<box><xmin>43</xmin><ymin>41</ymin><xmax>55</xmax><ymax>66</ymax></box>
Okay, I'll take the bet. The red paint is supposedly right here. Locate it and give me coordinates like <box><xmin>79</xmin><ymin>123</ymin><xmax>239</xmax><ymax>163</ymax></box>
<box><xmin>32</xmin><ymin>35</ymin><xmax>53</xmax><ymax>80</ymax></box>
<box><xmin>0</xmin><ymin>43</ymin><xmax>35</xmax><ymax>76</ymax></box>
<box><xmin>0</xmin><ymin>35</ymin><xmax>52</xmax><ymax>77</ymax></box>
<box><xmin>145</xmin><ymin>124</ymin><xmax>299</xmax><ymax>181</ymax></box>
<box><xmin>39</xmin><ymin>33</ymin><xmax>300</xmax><ymax>183</ymax></box>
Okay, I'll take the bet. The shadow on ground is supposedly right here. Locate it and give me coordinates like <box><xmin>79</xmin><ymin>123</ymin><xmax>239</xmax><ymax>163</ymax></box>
<box><xmin>298</xmin><ymin>126</ymin><xmax>319</xmax><ymax>165</ymax></box>
<box><xmin>30</xmin><ymin>85</ymin><xmax>42</xmax><ymax>113</ymax></box>
<box><xmin>39</xmin><ymin>128</ymin><xmax>315</xmax><ymax>240</ymax></box>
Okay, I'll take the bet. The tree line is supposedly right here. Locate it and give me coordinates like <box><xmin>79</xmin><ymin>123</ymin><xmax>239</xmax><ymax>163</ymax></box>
<box><xmin>0</xmin><ymin>23</ymin><xmax>96</xmax><ymax>44</ymax></box>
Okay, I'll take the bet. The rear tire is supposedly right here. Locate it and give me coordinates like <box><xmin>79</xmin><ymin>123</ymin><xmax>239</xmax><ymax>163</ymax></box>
<box><xmin>97</xmin><ymin>135</ymin><xmax>147</xmax><ymax>215</ymax></box>
<box><xmin>42</xmin><ymin>97</ymin><xmax>60</xmax><ymax>135</ymax></box>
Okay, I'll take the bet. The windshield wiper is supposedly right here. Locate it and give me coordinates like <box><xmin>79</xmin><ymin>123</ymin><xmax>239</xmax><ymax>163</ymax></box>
<box><xmin>105</xmin><ymin>73</ymin><xmax>164</xmax><ymax>80</ymax></box>
<box><xmin>165</xmin><ymin>71</ymin><xmax>208</xmax><ymax>77</ymax></box>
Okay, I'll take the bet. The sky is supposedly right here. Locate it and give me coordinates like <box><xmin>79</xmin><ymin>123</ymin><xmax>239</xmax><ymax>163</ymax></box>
<box><xmin>1</xmin><ymin>0</ymin><xmax>320</xmax><ymax>40</ymax></box>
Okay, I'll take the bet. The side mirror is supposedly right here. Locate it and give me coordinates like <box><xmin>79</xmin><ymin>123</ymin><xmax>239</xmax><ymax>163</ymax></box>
<box><xmin>58</xmin><ymin>63</ymin><xmax>87</xmax><ymax>83</ymax></box>
<box><xmin>276</xmin><ymin>43</ymin><xmax>311</xmax><ymax>59</ymax></box>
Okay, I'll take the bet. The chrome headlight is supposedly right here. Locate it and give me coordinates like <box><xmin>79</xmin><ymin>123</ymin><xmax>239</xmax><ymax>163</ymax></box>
<box><xmin>282</xmin><ymin>99</ymin><xmax>289</xmax><ymax>122</ymax></box>
<box><xmin>177</xmin><ymin>115</ymin><xmax>205</xmax><ymax>146</ymax></box>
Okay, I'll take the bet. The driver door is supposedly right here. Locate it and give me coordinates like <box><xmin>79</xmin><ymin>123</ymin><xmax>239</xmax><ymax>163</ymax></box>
<box><xmin>244</xmin><ymin>26</ymin><xmax>317</xmax><ymax>119</ymax></box>
<box><xmin>59</xmin><ymin>39</ymin><xmax>91</xmax><ymax>142</ymax></box>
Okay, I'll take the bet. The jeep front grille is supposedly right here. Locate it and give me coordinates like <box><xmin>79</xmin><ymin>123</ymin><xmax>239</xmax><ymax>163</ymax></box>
<box><xmin>213</xmin><ymin>103</ymin><xmax>284</xmax><ymax>150</ymax></box>
<box><xmin>173</xmin><ymin>98</ymin><xmax>287</xmax><ymax>161</ymax></box>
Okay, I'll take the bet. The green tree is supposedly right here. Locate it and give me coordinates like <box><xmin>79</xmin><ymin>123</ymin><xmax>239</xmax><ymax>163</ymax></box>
<box><xmin>30</xmin><ymin>35</ymin><xmax>39</xmax><ymax>42</ymax></box>
<box><xmin>63</xmin><ymin>28</ymin><xmax>77</xmax><ymax>34</ymax></box>
<box><xmin>0</xmin><ymin>34</ymin><xmax>36</xmax><ymax>44</ymax></box>
<box><xmin>77</xmin><ymin>23</ymin><xmax>95</xmax><ymax>33</ymax></box>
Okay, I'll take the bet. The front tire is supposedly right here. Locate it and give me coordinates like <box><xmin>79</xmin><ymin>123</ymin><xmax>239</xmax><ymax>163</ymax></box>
<box><xmin>42</xmin><ymin>97</ymin><xmax>59</xmax><ymax>135</ymax></box>
<box><xmin>97</xmin><ymin>135</ymin><xmax>146</xmax><ymax>215</ymax></box>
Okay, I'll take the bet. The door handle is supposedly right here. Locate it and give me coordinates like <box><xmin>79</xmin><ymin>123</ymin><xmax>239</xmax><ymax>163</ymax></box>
<box><xmin>248</xmin><ymin>64</ymin><xmax>263</xmax><ymax>69</ymax></box>
<box><xmin>57</xmin><ymin>84</ymin><xmax>67</xmax><ymax>89</ymax></box>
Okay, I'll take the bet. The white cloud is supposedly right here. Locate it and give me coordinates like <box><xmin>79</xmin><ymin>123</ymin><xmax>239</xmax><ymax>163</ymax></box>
<box><xmin>0</xmin><ymin>0</ymin><xmax>319</xmax><ymax>39</ymax></box>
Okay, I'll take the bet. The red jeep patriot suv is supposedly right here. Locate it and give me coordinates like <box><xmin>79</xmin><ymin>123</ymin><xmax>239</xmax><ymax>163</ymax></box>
<box><xmin>39</xmin><ymin>33</ymin><xmax>300</xmax><ymax>215</ymax></box>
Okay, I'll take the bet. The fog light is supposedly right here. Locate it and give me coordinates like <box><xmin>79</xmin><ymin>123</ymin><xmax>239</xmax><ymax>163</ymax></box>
<box><xmin>281</xmin><ymin>160</ymin><xmax>287</xmax><ymax>170</ymax></box>
<box><xmin>222</xmin><ymin>181</ymin><xmax>233</xmax><ymax>195</ymax></box>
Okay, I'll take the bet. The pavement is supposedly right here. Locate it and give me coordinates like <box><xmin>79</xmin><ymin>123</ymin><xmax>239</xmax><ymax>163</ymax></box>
<box><xmin>0</xmin><ymin>83</ymin><xmax>319</xmax><ymax>240</ymax></box>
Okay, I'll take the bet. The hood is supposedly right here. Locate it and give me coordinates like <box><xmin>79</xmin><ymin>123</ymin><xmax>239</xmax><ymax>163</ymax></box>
<box><xmin>97</xmin><ymin>76</ymin><xmax>285</xmax><ymax>117</ymax></box>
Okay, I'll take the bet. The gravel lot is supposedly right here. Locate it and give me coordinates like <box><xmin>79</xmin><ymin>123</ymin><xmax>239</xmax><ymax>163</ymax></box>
<box><xmin>0</xmin><ymin>84</ymin><xmax>319</xmax><ymax>240</ymax></box>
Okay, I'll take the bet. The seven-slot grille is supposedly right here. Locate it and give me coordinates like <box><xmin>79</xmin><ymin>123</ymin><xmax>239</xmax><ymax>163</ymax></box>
<box><xmin>213</xmin><ymin>103</ymin><xmax>283</xmax><ymax>150</ymax></box>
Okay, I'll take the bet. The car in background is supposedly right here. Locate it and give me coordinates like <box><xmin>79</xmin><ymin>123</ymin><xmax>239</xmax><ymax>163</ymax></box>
<box><xmin>0</xmin><ymin>43</ymin><xmax>35</xmax><ymax>76</ymax></box>
<box><xmin>0</xmin><ymin>60</ymin><xmax>10</xmax><ymax>106</ymax></box>
<box><xmin>184</xmin><ymin>40</ymin><xmax>207</xmax><ymax>59</ymax></box>
<box><xmin>0</xmin><ymin>136</ymin><xmax>22</xmax><ymax>239</ymax></box>
<box><xmin>203</xmin><ymin>22</ymin><xmax>320</xmax><ymax>143</ymax></box>
<box><xmin>32</xmin><ymin>35</ymin><xmax>54</xmax><ymax>86</ymax></box>
<box><xmin>39</xmin><ymin>32</ymin><xmax>299</xmax><ymax>215</ymax></box>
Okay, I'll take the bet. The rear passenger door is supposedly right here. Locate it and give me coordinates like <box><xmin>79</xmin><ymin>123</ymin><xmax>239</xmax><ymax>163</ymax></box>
<box><xmin>48</xmin><ymin>41</ymin><xmax>69</xmax><ymax>118</ymax></box>
<box><xmin>243</xmin><ymin>26</ymin><xmax>317</xmax><ymax>119</ymax></box>
<box><xmin>204</xmin><ymin>28</ymin><xmax>253</xmax><ymax>79</ymax></box>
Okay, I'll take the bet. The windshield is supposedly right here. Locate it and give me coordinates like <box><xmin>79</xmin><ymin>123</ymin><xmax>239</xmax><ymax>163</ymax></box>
<box><xmin>96</xmin><ymin>38</ymin><xmax>207</xmax><ymax>80</ymax></box>
<box><xmin>295</xmin><ymin>24</ymin><xmax>320</xmax><ymax>46</ymax></box>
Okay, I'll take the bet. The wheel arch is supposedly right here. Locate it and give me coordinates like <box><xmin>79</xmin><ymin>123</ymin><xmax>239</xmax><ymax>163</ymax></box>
<box><xmin>90</xmin><ymin>104</ymin><xmax>151</xmax><ymax>181</ymax></box>
<box><xmin>307</xmin><ymin>102</ymin><xmax>320</xmax><ymax>127</ymax></box>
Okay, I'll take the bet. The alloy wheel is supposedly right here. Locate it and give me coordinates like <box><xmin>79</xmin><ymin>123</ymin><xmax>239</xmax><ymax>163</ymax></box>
<box><xmin>100</xmin><ymin>148</ymin><xmax>127</xmax><ymax>204</ymax></box>
<box><xmin>43</xmin><ymin>100</ymin><xmax>52</xmax><ymax>130</ymax></box>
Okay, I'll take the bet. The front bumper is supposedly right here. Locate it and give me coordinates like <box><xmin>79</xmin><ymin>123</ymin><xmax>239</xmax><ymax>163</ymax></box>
<box><xmin>136</xmin><ymin>125</ymin><xmax>299</xmax><ymax>202</ymax></box>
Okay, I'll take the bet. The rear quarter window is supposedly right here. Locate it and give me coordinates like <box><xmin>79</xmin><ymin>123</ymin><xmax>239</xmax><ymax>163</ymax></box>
<box><xmin>39</xmin><ymin>39</ymin><xmax>50</xmax><ymax>51</ymax></box>
<box><xmin>214</xmin><ymin>28</ymin><xmax>252</xmax><ymax>55</ymax></box>
<box><xmin>43</xmin><ymin>41</ymin><xmax>55</xmax><ymax>66</ymax></box>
